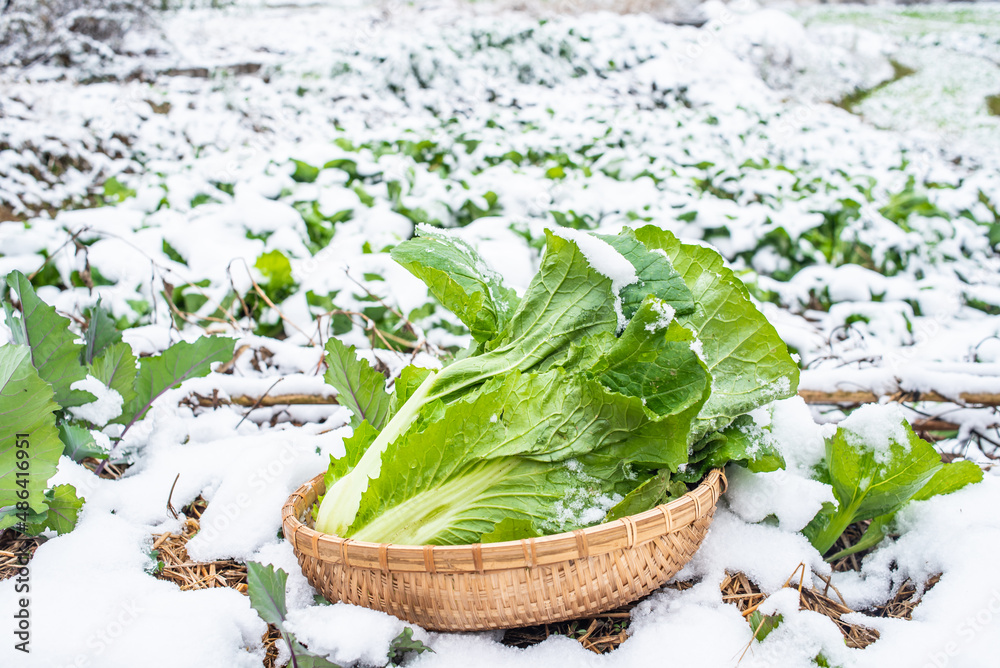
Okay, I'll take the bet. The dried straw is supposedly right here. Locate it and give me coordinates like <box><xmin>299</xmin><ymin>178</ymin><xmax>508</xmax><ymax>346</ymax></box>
<box><xmin>504</xmin><ymin>566</ymin><xmax>937</xmax><ymax>654</ymax></box>
<box><xmin>501</xmin><ymin>606</ymin><xmax>634</xmax><ymax>653</ymax></box>
<box><xmin>713</xmin><ymin>566</ymin><xmax>882</xmax><ymax>651</ymax></box>
<box><xmin>81</xmin><ymin>456</ymin><xmax>129</xmax><ymax>479</ymax></box>
<box><xmin>0</xmin><ymin>530</ymin><xmax>44</xmax><ymax>580</ymax></box>
<box><xmin>872</xmin><ymin>576</ymin><xmax>940</xmax><ymax>620</ymax></box>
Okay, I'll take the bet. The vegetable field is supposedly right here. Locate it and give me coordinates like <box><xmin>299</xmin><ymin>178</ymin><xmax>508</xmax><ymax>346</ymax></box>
<box><xmin>1</xmin><ymin>1</ymin><xmax>999</xmax><ymax>667</ymax></box>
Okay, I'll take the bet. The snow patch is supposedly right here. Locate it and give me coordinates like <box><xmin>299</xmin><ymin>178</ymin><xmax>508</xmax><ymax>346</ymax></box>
<box><xmin>67</xmin><ymin>374</ymin><xmax>124</xmax><ymax>424</ymax></box>
<box><xmin>645</xmin><ymin>300</ymin><xmax>675</xmax><ymax>332</ymax></box>
<box><xmin>839</xmin><ymin>403</ymin><xmax>910</xmax><ymax>465</ymax></box>
<box><xmin>287</xmin><ymin>604</ymin><xmax>430</xmax><ymax>667</ymax></box>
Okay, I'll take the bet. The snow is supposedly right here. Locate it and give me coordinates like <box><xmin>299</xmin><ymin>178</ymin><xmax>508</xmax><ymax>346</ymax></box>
<box><xmin>834</xmin><ymin>478</ymin><xmax>1000</xmax><ymax>668</ymax></box>
<box><xmin>679</xmin><ymin>509</ymin><xmax>831</xmax><ymax>594</ymax></box>
<box><xmin>286</xmin><ymin>604</ymin><xmax>431</xmax><ymax>667</ymax></box>
<box><xmin>797</xmin><ymin>4</ymin><xmax>1000</xmax><ymax>162</ymax></box>
<box><xmin>645</xmin><ymin>300</ymin><xmax>676</xmax><ymax>332</ymax></box>
<box><xmin>838</xmin><ymin>403</ymin><xmax>911</xmax><ymax>464</ymax></box>
<box><xmin>68</xmin><ymin>375</ymin><xmax>125</xmax><ymax>424</ymax></box>
<box><xmin>799</xmin><ymin>362</ymin><xmax>1000</xmax><ymax>406</ymax></box>
<box><xmin>550</xmin><ymin>459</ymin><xmax>625</xmax><ymax>530</ymax></box>
<box><xmin>741</xmin><ymin>587</ymin><xmax>856</xmax><ymax>668</ymax></box>
<box><xmin>767</xmin><ymin>397</ymin><xmax>834</xmax><ymax>472</ymax></box>
<box><xmin>0</xmin><ymin>513</ymin><xmax>267</xmax><ymax>668</ymax></box>
<box><xmin>726</xmin><ymin>466</ymin><xmax>835</xmax><ymax>533</ymax></box>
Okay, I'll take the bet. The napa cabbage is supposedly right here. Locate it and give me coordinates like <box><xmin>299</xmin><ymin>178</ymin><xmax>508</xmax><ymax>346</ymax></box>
<box><xmin>313</xmin><ymin>225</ymin><xmax>799</xmax><ymax>544</ymax></box>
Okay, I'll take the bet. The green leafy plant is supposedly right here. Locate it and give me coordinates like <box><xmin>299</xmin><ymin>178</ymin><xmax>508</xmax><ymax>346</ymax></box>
<box><xmin>246</xmin><ymin>563</ymin><xmax>430</xmax><ymax>667</ymax></box>
<box><xmin>747</xmin><ymin>610</ymin><xmax>783</xmax><ymax>643</ymax></box>
<box><xmin>803</xmin><ymin>407</ymin><xmax>983</xmax><ymax>559</ymax></box>
<box><xmin>112</xmin><ymin>336</ymin><xmax>234</xmax><ymax>433</ymax></box>
<box><xmin>386</xmin><ymin>628</ymin><xmax>432</xmax><ymax>666</ymax></box>
<box><xmin>295</xmin><ymin>201</ymin><xmax>353</xmax><ymax>251</ymax></box>
<box><xmin>246</xmin><ymin>562</ymin><xmax>340</xmax><ymax>668</ymax></box>
<box><xmin>322</xmin><ymin>338</ymin><xmax>391</xmax><ymax>431</ymax></box>
<box><xmin>389</xmin><ymin>227</ymin><xmax>519</xmax><ymax>345</ymax></box>
<box><xmin>1</xmin><ymin>271</ymin><xmax>234</xmax><ymax>534</ymax></box>
<box><xmin>5</xmin><ymin>271</ymin><xmax>97</xmax><ymax>408</ymax></box>
<box><xmin>164</xmin><ymin>249</ymin><xmax>302</xmax><ymax>336</ymax></box>
<box><xmin>313</xmin><ymin>225</ymin><xmax>797</xmax><ymax>544</ymax></box>
<box><xmin>290</xmin><ymin>159</ymin><xmax>321</xmax><ymax>184</ymax></box>
<box><xmin>0</xmin><ymin>345</ymin><xmax>72</xmax><ymax>533</ymax></box>
<box><xmin>879</xmin><ymin>180</ymin><xmax>948</xmax><ymax>227</ymax></box>
<box><xmin>255</xmin><ymin>250</ymin><xmax>298</xmax><ymax>304</ymax></box>
<box><xmin>102</xmin><ymin>176</ymin><xmax>136</xmax><ymax>204</ymax></box>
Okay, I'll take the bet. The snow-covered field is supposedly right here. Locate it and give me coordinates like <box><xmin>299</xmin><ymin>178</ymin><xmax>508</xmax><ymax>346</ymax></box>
<box><xmin>1</xmin><ymin>1</ymin><xmax>999</xmax><ymax>666</ymax></box>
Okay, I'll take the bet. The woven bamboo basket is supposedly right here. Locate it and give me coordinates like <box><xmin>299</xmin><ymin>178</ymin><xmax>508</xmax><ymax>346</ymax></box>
<box><xmin>282</xmin><ymin>468</ymin><xmax>726</xmax><ymax>632</ymax></box>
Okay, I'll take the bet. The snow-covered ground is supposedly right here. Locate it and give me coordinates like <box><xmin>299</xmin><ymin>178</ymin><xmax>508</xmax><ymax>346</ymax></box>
<box><xmin>1</xmin><ymin>1</ymin><xmax>999</xmax><ymax>667</ymax></box>
<box><xmin>796</xmin><ymin>3</ymin><xmax>1000</xmax><ymax>160</ymax></box>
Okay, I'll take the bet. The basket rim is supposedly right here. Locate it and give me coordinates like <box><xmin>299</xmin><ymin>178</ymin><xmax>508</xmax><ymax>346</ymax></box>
<box><xmin>283</xmin><ymin>468</ymin><xmax>726</xmax><ymax>574</ymax></box>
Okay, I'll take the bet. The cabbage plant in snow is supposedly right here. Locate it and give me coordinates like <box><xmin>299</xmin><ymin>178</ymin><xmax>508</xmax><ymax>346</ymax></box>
<box><xmin>804</xmin><ymin>404</ymin><xmax>983</xmax><ymax>560</ymax></box>
<box><xmin>0</xmin><ymin>271</ymin><xmax>233</xmax><ymax>534</ymax></box>
<box><xmin>313</xmin><ymin>225</ymin><xmax>800</xmax><ymax>544</ymax></box>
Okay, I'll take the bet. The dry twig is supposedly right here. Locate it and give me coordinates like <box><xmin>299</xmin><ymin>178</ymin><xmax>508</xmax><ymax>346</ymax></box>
<box><xmin>800</xmin><ymin>389</ymin><xmax>1000</xmax><ymax>407</ymax></box>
